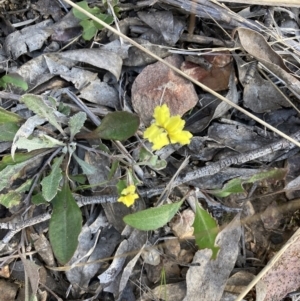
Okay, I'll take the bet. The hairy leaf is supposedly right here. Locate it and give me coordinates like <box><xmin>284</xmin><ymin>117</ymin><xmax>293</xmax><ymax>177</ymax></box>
<box><xmin>123</xmin><ymin>200</ymin><xmax>183</xmax><ymax>231</ymax></box>
<box><xmin>49</xmin><ymin>181</ymin><xmax>82</xmax><ymax>265</ymax></box>
<box><xmin>0</xmin><ymin>107</ymin><xmax>23</xmax><ymax>123</ymax></box>
<box><xmin>68</xmin><ymin>112</ymin><xmax>86</xmax><ymax>141</ymax></box>
<box><xmin>20</xmin><ymin>94</ymin><xmax>65</xmax><ymax>135</ymax></box>
<box><xmin>193</xmin><ymin>201</ymin><xmax>219</xmax><ymax>259</ymax></box>
<box><xmin>41</xmin><ymin>155</ymin><xmax>64</xmax><ymax>202</ymax></box>
<box><xmin>72</xmin><ymin>153</ymin><xmax>97</xmax><ymax>175</ymax></box>
<box><xmin>0</xmin><ymin>149</ymin><xmax>48</xmax><ymax>172</ymax></box>
<box><xmin>14</xmin><ymin>135</ymin><xmax>64</xmax><ymax>152</ymax></box>
<box><xmin>0</xmin><ymin>122</ymin><xmax>19</xmax><ymax>142</ymax></box>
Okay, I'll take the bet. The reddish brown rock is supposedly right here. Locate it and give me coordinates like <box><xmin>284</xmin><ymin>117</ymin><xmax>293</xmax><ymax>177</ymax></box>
<box><xmin>131</xmin><ymin>55</ymin><xmax>198</xmax><ymax>125</ymax></box>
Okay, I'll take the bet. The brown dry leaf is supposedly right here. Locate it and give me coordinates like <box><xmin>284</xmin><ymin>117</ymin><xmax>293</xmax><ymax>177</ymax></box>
<box><xmin>181</xmin><ymin>52</ymin><xmax>233</xmax><ymax>92</ymax></box>
<box><xmin>137</xmin><ymin>11</ymin><xmax>185</xmax><ymax>46</ymax></box>
<box><xmin>170</xmin><ymin>209</ymin><xmax>195</xmax><ymax>239</ymax></box>
<box><xmin>131</xmin><ymin>54</ymin><xmax>198</xmax><ymax>125</ymax></box>
<box><xmin>256</xmin><ymin>235</ymin><xmax>300</xmax><ymax>301</ymax></box>
<box><xmin>235</xmin><ymin>27</ymin><xmax>300</xmax><ymax>96</ymax></box>
<box><xmin>234</xmin><ymin>55</ymin><xmax>289</xmax><ymax>113</ymax></box>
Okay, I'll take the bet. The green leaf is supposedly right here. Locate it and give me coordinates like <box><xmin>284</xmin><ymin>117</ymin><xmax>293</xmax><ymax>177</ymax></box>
<box><xmin>123</xmin><ymin>200</ymin><xmax>183</xmax><ymax>231</ymax></box>
<box><xmin>0</xmin><ymin>122</ymin><xmax>19</xmax><ymax>142</ymax></box>
<box><xmin>0</xmin><ymin>161</ymin><xmax>32</xmax><ymax>192</ymax></box>
<box><xmin>108</xmin><ymin>160</ymin><xmax>119</xmax><ymax>180</ymax></box>
<box><xmin>72</xmin><ymin>0</ymin><xmax>100</xmax><ymax>20</ymax></box>
<box><xmin>0</xmin><ymin>191</ymin><xmax>22</xmax><ymax>208</ymax></box>
<box><xmin>0</xmin><ymin>73</ymin><xmax>28</xmax><ymax>91</ymax></box>
<box><xmin>93</xmin><ymin>14</ymin><xmax>114</xmax><ymax>29</ymax></box>
<box><xmin>72</xmin><ymin>153</ymin><xmax>97</xmax><ymax>175</ymax></box>
<box><xmin>14</xmin><ymin>135</ymin><xmax>65</xmax><ymax>152</ymax></box>
<box><xmin>210</xmin><ymin>168</ymin><xmax>287</xmax><ymax>198</ymax></box>
<box><xmin>116</xmin><ymin>179</ymin><xmax>127</xmax><ymax>195</ymax></box>
<box><xmin>0</xmin><ymin>179</ymin><xmax>33</xmax><ymax>208</ymax></box>
<box><xmin>49</xmin><ymin>181</ymin><xmax>82</xmax><ymax>265</ymax></box>
<box><xmin>20</xmin><ymin>94</ymin><xmax>65</xmax><ymax>135</ymax></box>
<box><xmin>69</xmin><ymin>112</ymin><xmax>87</xmax><ymax>141</ymax></box>
<box><xmin>69</xmin><ymin>174</ymin><xmax>87</xmax><ymax>184</ymax></box>
<box><xmin>193</xmin><ymin>201</ymin><xmax>219</xmax><ymax>259</ymax></box>
<box><xmin>94</xmin><ymin>111</ymin><xmax>139</xmax><ymax>140</ymax></box>
<box><xmin>80</xmin><ymin>19</ymin><xmax>98</xmax><ymax>40</ymax></box>
<box><xmin>0</xmin><ymin>107</ymin><xmax>23</xmax><ymax>123</ymax></box>
<box><xmin>31</xmin><ymin>193</ymin><xmax>47</xmax><ymax>205</ymax></box>
<box><xmin>0</xmin><ymin>149</ymin><xmax>47</xmax><ymax>172</ymax></box>
<box><xmin>41</xmin><ymin>155</ymin><xmax>64</xmax><ymax>202</ymax></box>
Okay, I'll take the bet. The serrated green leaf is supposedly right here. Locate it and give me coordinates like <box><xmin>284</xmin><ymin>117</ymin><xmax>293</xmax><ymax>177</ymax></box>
<box><xmin>15</xmin><ymin>135</ymin><xmax>64</xmax><ymax>152</ymax></box>
<box><xmin>49</xmin><ymin>181</ymin><xmax>82</xmax><ymax>265</ymax></box>
<box><xmin>72</xmin><ymin>153</ymin><xmax>97</xmax><ymax>175</ymax></box>
<box><xmin>94</xmin><ymin>111</ymin><xmax>139</xmax><ymax>141</ymax></box>
<box><xmin>0</xmin><ymin>122</ymin><xmax>19</xmax><ymax>142</ymax></box>
<box><xmin>20</xmin><ymin>94</ymin><xmax>65</xmax><ymax>135</ymax></box>
<box><xmin>0</xmin><ymin>149</ymin><xmax>47</xmax><ymax>172</ymax></box>
<box><xmin>41</xmin><ymin>155</ymin><xmax>64</xmax><ymax>202</ymax></box>
<box><xmin>123</xmin><ymin>200</ymin><xmax>183</xmax><ymax>231</ymax></box>
<box><xmin>72</xmin><ymin>0</ymin><xmax>100</xmax><ymax>20</ymax></box>
<box><xmin>0</xmin><ymin>107</ymin><xmax>23</xmax><ymax>123</ymax></box>
<box><xmin>0</xmin><ymin>73</ymin><xmax>28</xmax><ymax>91</ymax></box>
<box><xmin>193</xmin><ymin>201</ymin><xmax>219</xmax><ymax>259</ymax></box>
<box><xmin>69</xmin><ymin>112</ymin><xmax>87</xmax><ymax>141</ymax></box>
<box><xmin>80</xmin><ymin>19</ymin><xmax>98</xmax><ymax>40</ymax></box>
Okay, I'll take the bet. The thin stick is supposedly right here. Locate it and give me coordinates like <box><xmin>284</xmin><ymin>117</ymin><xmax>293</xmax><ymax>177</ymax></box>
<box><xmin>63</xmin><ymin>0</ymin><xmax>300</xmax><ymax>148</ymax></box>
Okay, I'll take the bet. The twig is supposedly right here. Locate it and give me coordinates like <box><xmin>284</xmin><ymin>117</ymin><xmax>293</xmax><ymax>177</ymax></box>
<box><xmin>174</xmin><ymin>129</ymin><xmax>300</xmax><ymax>185</ymax></box>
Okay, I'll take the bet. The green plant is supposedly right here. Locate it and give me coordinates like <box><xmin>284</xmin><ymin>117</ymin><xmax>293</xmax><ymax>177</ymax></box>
<box><xmin>72</xmin><ymin>0</ymin><xmax>117</xmax><ymax>40</ymax></box>
<box><xmin>0</xmin><ymin>73</ymin><xmax>28</xmax><ymax>91</ymax></box>
<box><xmin>0</xmin><ymin>93</ymin><xmax>139</xmax><ymax>264</ymax></box>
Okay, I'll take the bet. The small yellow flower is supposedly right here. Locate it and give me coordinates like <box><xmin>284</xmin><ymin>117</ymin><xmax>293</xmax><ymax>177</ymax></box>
<box><xmin>144</xmin><ymin>104</ymin><xmax>193</xmax><ymax>150</ymax></box>
<box><xmin>118</xmin><ymin>185</ymin><xmax>139</xmax><ymax>207</ymax></box>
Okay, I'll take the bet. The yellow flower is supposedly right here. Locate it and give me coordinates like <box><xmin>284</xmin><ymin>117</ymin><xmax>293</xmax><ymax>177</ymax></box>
<box><xmin>144</xmin><ymin>104</ymin><xmax>193</xmax><ymax>150</ymax></box>
<box><xmin>118</xmin><ymin>185</ymin><xmax>139</xmax><ymax>207</ymax></box>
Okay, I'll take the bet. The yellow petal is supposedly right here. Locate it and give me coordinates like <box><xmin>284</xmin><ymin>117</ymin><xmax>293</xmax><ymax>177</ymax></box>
<box><xmin>121</xmin><ymin>184</ymin><xmax>136</xmax><ymax>195</ymax></box>
<box><xmin>165</xmin><ymin>116</ymin><xmax>185</xmax><ymax>133</ymax></box>
<box><xmin>118</xmin><ymin>193</ymin><xmax>138</xmax><ymax>207</ymax></box>
<box><xmin>151</xmin><ymin>132</ymin><xmax>169</xmax><ymax>150</ymax></box>
<box><xmin>143</xmin><ymin>124</ymin><xmax>162</xmax><ymax>142</ymax></box>
<box><xmin>169</xmin><ymin>130</ymin><xmax>193</xmax><ymax>145</ymax></box>
<box><xmin>153</xmin><ymin>104</ymin><xmax>170</xmax><ymax>127</ymax></box>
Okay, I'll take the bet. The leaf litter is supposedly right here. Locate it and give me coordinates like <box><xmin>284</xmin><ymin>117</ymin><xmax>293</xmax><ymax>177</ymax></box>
<box><xmin>1</xmin><ymin>0</ymin><xmax>300</xmax><ymax>300</ymax></box>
